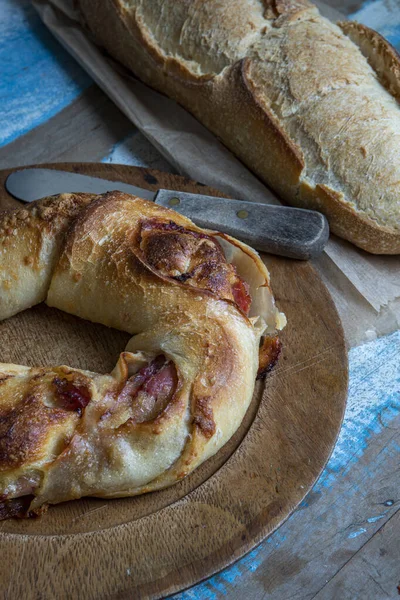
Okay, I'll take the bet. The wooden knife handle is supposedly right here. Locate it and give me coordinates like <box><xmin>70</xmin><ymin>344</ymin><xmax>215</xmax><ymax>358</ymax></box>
<box><xmin>155</xmin><ymin>190</ymin><xmax>329</xmax><ymax>260</ymax></box>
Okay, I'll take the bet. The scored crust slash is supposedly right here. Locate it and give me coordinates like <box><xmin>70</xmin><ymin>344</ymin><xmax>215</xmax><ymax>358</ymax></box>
<box><xmin>0</xmin><ymin>191</ymin><xmax>286</xmax><ymax>518</ymax></box>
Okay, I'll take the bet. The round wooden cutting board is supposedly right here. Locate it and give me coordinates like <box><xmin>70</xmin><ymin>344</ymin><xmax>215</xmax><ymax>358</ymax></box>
<box><xmin>0</xmin><ymin>164</ymin><xmax>348</xmax><ymax>599</ymax></box>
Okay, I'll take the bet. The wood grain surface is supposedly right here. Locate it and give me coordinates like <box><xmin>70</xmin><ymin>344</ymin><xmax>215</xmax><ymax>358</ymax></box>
<box><xmin>0</xmin><ymin>163</ymin><xmax>348</xmax><ymax>599</ymax></box>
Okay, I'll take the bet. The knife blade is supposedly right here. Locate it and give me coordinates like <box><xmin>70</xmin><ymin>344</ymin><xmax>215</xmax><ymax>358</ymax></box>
<box><xmin>5</xmin><ymin>168</ymin><xmax>329</xmax><ymax>260</ymax></box>
<box><xmin>6</xmin><ymin>168</ymin><xmax>155</xmax><ymax>202</ymax></box>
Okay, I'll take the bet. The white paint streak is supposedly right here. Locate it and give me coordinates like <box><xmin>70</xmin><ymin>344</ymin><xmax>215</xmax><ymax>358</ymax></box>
<box><xmin>102</xmin><ymin>131</ymin><xmax>174</xmax><ymax>172</ymax></box>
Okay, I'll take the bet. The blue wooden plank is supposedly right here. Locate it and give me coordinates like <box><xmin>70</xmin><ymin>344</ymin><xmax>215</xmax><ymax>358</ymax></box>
<box><xmin>349</xmin><ymin>0</ymin><xmax>400</xmax><ymax>49</ymax></box>
<box><xmin>0</xmin><ymin>0</ymin><xmax>91</xmax><ymax>147</ymax></box>
<box><xmin>173</xmin><ymin>330</ymin><xmax>400</xmax><ymax>599</ymax></box>
<box><xmin>102</xmin><ymin>130</ymin><xmax>173</xmax><ymax>173</ymax></box>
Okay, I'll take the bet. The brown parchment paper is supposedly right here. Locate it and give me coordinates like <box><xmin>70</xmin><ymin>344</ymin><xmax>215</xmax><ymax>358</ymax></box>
<box><xmin>33</xmin><ymin>0</ymin><xmax>400</xmax><ymax>347</ymax></box>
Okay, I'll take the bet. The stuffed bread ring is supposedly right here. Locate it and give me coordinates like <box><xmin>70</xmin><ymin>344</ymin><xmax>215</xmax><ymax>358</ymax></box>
<box><xmin>0</xmin><ymin>191</ymin><xmax>286</xmax><ymax>519</ymax></box>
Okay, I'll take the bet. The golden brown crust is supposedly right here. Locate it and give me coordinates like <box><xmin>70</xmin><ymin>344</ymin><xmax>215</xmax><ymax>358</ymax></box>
<box><xmin>76</xmin><ymin>0</ymin><xmax>400</xmax><ymax>254</ymax></box>
<box><xmin>0</xmin><ymin>367</ymin><xmax>93</xmax><ymax>474</ymax></box>
<box><xmin>257</xmin><ymin>334</ymin><xmax>282</xmax><ymax>379</ymax></box>
<box><xmin>135</xmin><ymin>218</ymin><xmax>252</xmax><ymax>314</ymax></box>
<box><xmin>298</xmin><ymin>182</ymin><xmax>400</xmax><ymax>254</ymax></box>
<box><xmin>339</xmin><ymin>21</ymin><xmax>400</xmax><ymax>102</ymax></box>
<box><xmin>241</xmin><ymin>58</ymin><xmax>305</xmax><ymax>178</ymax></box>
<box><xmin>0</xmin><ymin>396</ymin><xmax>71</xmax><ymax>472</ymax></box>
<box><xmin>0</xmin><ymin>193</ymin><xmax>95</xmax><ymax>320</ymax></box>
<box><xmin>192</xmin><ymin>397</ymin><xmax>216</xmax><ymax>439</ymax></box>
<box><xmin>0</xmin><ymin>193</ymin><xmax>93</xmax><ymax>237</ymax></box>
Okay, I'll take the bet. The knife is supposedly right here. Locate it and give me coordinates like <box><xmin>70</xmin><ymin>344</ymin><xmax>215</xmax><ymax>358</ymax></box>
<box><xmin>5</xmin><ymin>168</ymin><xmax>329</xmax><ymax>260</ymax></box>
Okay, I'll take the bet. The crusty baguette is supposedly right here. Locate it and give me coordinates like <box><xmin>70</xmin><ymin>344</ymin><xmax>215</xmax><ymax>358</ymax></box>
<box><xmin>0</xmin><ymin>191</ymin><xmax>285</xmax><ymax>517</ymax></box>
<box><xmin>77</xmin><ymin>0</ymin><xmax>400</xmax><ymax>254</ymax></box>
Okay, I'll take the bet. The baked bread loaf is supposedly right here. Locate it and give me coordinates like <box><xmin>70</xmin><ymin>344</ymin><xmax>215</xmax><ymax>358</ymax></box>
<box><xmin>77</xmin><ymin>0</ymin><xmax>400</xmax><ymax>254</ymax></box>
<box><xmin>0</xmin><ymin>191</ymin><xmax>285</xmax><ymax>518</ymax></box>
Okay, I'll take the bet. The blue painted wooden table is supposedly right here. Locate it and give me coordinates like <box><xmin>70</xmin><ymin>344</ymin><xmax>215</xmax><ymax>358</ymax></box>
<box><xmin>1</xmin><ymin>1</ymin><xmax>399</xmax><ymax>598</ymax></box>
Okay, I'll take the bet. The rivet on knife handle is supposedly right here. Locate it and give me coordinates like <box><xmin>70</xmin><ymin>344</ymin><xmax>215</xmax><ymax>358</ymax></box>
<box><xmin>155</xmin><ymin>190</ymin><xmax>330</xmax><ymax>260</ymax></box>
